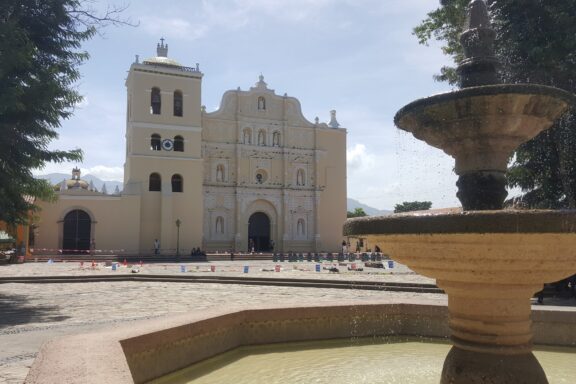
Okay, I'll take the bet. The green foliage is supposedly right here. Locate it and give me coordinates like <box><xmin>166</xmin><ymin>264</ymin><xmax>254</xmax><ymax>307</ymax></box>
<box><xmin>347</xmin><ymin>208</ymin><xmax>368</xmax><ymax>218</ymax></box>
<box><xmin>414</xmin><ymin>0</ymin><xmax>576</xmax><ymax>208</ymax></box>
<box><xmin>394</xmin><ymin>201</ymin><xmax>432</xmax><ymax>213</ymax></box>
<box><xmin>0</xmin><ymin>1</ymin><xmax>132</xmax><ymax>225</ymax></box>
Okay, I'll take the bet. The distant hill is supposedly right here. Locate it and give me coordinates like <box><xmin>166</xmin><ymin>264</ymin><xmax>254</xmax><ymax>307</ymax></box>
<box><xmin>36</xmin><ymin>173</ymin><xmax>123</xmax><ymax>194</ymax></box>
<box><xmin>347</xmin><ymin>198</ymin><xmax>392</xmax><ymax>216</ymax></box>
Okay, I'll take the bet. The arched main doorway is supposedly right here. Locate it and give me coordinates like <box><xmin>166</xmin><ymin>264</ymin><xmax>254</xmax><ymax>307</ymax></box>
<box><xmin>248</xmin><ymin>212</ymin><xmax>271</xmax><ymax>252</ymax></box>
<box><xmin>62</xmin><ymin>210</ymin><xmax>91</xmax><ymax>254</ymax></box>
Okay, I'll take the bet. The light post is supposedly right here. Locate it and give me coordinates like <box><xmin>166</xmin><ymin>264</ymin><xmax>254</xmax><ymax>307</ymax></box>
<box><xmin>175</xmin><ymin>219</ymin><xmax>181</xmax><ymax>259</ymax></box>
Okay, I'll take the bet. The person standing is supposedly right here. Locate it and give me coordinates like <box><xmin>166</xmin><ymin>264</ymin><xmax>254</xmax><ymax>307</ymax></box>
<box><xmin>154</xmin><ymin>239</ymin><xmax>160</xmax><ymax>255</ymax></box>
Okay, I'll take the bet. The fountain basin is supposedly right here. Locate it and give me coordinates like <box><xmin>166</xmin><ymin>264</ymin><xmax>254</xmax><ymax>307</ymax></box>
<box><xmin>24</xmin><ymin>300</ymin><xmax>576</xmax><ymax>384</ymax></box>
<box><xmin>344</xmin><ymin>210</ymin><xmax>576</xmax><ymax>383</ymax></box>
<box><xmin>344</xmin><ymin>210</ymin><xmax>576</xmax><ymax>285</ymax></box>
<box><xmin>394</xmin><ymin>84</ymin><xmax>575</xmax><ymax>176</ymax></box>
<box><xmin>395</xmin><ymin>85</ymin><xmax>575</xmax><ymax>210</ymax></box>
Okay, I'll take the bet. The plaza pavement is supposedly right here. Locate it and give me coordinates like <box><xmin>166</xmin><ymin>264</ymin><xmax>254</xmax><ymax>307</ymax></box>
<box><xmin>0</xmin><ymin>260</ymin><xmax>573</xmax><ymax>384</ymax></box>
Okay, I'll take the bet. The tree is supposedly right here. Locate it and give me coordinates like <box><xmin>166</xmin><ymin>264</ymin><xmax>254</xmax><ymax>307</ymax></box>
<box><xmin>414</xmin><ymin>0</ymin><xmax>576</xmax><ymax>208</ymax></box>
<box><xmin>0</xmin><ymin>0</ymin><xmax>132</xmax><ymax>225</ymax></box>
<box><xmin>347</xmin><ymin>208</ymin><xmax>368</xmax><ymax>218</ymax></box>
<box><xmin>394</xmin><ymin>201</ymin><xmax>432</xmax><ymax>213</ymax></box>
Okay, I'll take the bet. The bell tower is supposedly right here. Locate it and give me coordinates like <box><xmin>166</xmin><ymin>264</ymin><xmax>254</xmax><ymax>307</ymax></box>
<box><xmin>124</xmin><ymin>40</ymin><xmax>204</xmax><ymax>253</ymax></box>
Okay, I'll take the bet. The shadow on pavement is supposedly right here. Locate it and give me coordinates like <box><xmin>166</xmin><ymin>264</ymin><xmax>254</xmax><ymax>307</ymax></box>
<box><xmin>0</xmin><ymin>293</ymin><xmax>70</xmax><ymax>329</ymax></box>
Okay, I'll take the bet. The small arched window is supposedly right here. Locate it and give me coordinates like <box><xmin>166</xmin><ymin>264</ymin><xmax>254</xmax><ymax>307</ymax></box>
<box><xmin>216</xmin><ymin>164</ymin><xmax>225</xmax><ymax>182</ymax></box>
<box><xmin>151</xmin><ymin>134</ymin><xmax>161</xmax><ymax>151</ymax></box>
<box><xmin>151</xmin><ymin>87</ymin><xmax>161</xmax><ymax>115</ymax></box>
<box><xmin>296</xmin><ymin>169</ymin><xmax>305</xmax><ymax>186</ymax></box>
<box><xmin>173</xmin><ymin>90</ymin><xmax>183</xmax><ymax>117</ymax></box>
<box><xmin>149</xmin><ymin>173</ymin><xmax>161</xmax><ymax>191</ymax></box>
<box><xmin>273</xmin><ymin>132</ymin><xmax>280</xmax><ymax>146</ymax></box>
<box><xmin>174</xmin><ymin>135</ymin><xmax>184</xmax><ymax>152</ymax></box>
<box><xmin>258</xmin><ymin>130</ymin><xmax>266</xmax><ymax>146</ymax></box>
<box><xmin>215</xmin><ymin>216</ymin><xmax>224</xmax><ymax>234</ymax></box>
<box><xmin>258</xmin><ymin>96</ymin><xmax>266</xmax><ymax>110</ymax></box>
<box><xmin>297</xmin><ymin>219</ymin><xmax>305</xmax><ymax>236</ymax></box>
<box><xmin>243</xmin><ymin>129</ymin><xmax>252</xmax><ymax>144</ymax></box>
<box><xmin>171</xmin><ymin>174</ymin><xmax>183</xmax><ymax>193</ymax></box>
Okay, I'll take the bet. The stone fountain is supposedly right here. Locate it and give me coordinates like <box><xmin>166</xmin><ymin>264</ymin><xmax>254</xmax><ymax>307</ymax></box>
<box><xmin>344</xmin><ymin>1</ymin><xmax>576</xmax><ymax>383</ymax></box>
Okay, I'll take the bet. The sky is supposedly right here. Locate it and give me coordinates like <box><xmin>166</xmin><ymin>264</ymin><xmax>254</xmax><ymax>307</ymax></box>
<box><xmin>36</xmin><ymin>0</ymin><xmax>463</xmax><ymax>211</ymax></box>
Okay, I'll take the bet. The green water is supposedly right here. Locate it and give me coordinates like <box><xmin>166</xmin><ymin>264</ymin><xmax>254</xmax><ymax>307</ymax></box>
<box><xmin>150</xmin><ymin>337</ymin><xmax>576</xmax><ymax>384</ymax></box>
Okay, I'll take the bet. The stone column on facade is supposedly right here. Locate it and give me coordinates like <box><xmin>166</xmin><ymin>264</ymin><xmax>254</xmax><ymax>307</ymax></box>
<box><xmin>234</xmin><ymin>89</ymin><xmax>242</xmax><ymax>253</ymax></box>
<box><xmin>160</xmin><ymin>180</ymin><xmax>173</xmax><ymax>255</ymax></box>
<box><xmin>314</xmin><ymin>190</ymin><xmax>321</xmax><ymax>251</ymax></box>
<box><xmin>279</xmin><ymin>95</ymin><xmax>288</xmax><ymax>252</ymax></box>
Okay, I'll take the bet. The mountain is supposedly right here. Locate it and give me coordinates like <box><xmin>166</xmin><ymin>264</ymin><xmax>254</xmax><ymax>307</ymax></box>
<box><xmin>36</xmin><ymin>173</ymin><xmax>123</xmax><ymax>194</ymax></box>
<box><xmin>347</xmin><ymin>198</ymin><xmax>392</xmax><ymax>216</ymax></box>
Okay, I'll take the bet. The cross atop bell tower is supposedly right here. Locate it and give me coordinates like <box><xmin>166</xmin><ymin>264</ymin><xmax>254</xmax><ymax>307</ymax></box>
<box><xmin>157</xmin><ymin>38</ymin><xmax>168</xmax><ymax>57</ymax></box>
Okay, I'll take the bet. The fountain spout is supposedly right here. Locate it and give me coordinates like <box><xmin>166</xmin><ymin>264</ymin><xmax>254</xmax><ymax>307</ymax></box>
<box><xmin>458</xmin><ymin>0</ymin><xmax>499</xmax><ymax>88</ymax></box>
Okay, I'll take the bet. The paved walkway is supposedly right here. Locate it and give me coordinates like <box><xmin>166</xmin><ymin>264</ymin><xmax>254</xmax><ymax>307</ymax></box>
<box><xmin>0</xmin><ymin>261</ymin><xmax>574</xmax><ymax>384</ymax></box>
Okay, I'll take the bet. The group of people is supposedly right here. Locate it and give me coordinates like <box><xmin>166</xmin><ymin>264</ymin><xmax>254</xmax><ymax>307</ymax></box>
<box><xmin>152</xmin><ymin>239</ymin><xmax>205</xmax><ymax>256</ymax></box>
<box><xmin>342</xmin><ymin>240</ymin><xmax>381</xmax><ymax>254</ymax></box>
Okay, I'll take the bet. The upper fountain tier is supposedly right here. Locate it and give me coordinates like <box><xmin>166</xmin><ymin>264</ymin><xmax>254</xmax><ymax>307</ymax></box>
<box><xmin>394</xmin><ymin>0</ymin><xmax>574</xmax><ymax>210</ymax></box>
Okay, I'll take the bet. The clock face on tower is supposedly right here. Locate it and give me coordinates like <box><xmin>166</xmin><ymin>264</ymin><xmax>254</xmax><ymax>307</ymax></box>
<box><xmin>161</xmin><ymin>139</ymin><xmax>174</xmax><ymax>151</ymax></box>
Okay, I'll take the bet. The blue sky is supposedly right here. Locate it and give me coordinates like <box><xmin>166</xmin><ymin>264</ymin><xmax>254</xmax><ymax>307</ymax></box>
<box><xmin>37</xmin><ymin>0</ymin><xmax>461</xmax><ymax>210</ymax></box>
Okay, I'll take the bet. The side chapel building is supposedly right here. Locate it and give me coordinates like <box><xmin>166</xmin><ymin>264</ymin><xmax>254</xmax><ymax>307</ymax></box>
<box><xmin>34</xmin><ymin>41</ymin><xmax>347</xmax><ymax>254</ymax></box>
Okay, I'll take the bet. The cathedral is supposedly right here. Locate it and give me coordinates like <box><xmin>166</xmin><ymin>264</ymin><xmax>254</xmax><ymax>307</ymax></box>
<box><xmin>34</xmin><ymin>41</ymin><xmax>347</xmax><ymax>255</ymax></box>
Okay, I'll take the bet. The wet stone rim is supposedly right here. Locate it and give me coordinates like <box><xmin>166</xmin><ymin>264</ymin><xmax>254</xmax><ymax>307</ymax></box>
<box><xmin>393</xmin><ymin>83</ymin><xmax>576</xmax><ymax>128</ymax></box>
<box><xmin>343</xmin><ymin>210</ymin><xmax>576</xmax><ymax>236</ymax></box>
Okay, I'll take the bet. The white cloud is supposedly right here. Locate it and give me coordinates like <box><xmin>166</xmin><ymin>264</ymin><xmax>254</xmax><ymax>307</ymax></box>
<box><xmin>80</xmin><ymin>166</ymin><xmax>124</xmax><ymax>181</ymax></box>
<box><xmin>347</xmin><ymin>143</ymin><xmax>376</xmax><ymax>172</ymax></box>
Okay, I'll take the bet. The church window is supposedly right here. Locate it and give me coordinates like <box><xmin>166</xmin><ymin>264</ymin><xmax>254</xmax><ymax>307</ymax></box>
<box><xmin>258</xmin><ymin>96</ymin><xmax>266</xmax><ymax>110</ymax></box>
<box><xmin>151</xmin><ymin>134</ymin><xmax>161</xmax><ymax>151</ymax></box>
<box><xmin>171</xmin><ymin>174</ymin><xmax>183</xmax><ymax>192</ymax></box>
<box><xmin>273</xmin><ymin>131</ymin><xmax>280</xmax><ymax>146</ymax></box>
<box><xmin>149</xmin><ymin>173</ymin><xmax>161</xmax><ymax>191</ymax></box>
<box><xmin>296</xmin><ymin>169</ymin><xmax>305</xmax><ymax>186</ymax></box>
<box><xmin>216</xmin><ymin>164</ymin><xmax>225</xmax><ymax>182</ymax></box>
<box><xmin>151</xmin><ymin>87</ymin><xmax>161</xmax><ymax>115</ymax></box>
<box><xmin>243</xmin><ymin>129</ymin><xmax>252</xmax><ymax>144</ymax></box>
<box><xmin>258</xmin><ymin>130</ymin><xmax>266</xmax><ymax>146</ymax></box>
<box><xmin>297</xmin><ymin>219</ymin><xmax>306</xmax><ymax>237</ymax></box>
<box><xmin>173</xmin><ymin>90</ymin><xmax>183</xmax><ymax>117</ymax></box>
<box><xmin>215</xmin><ymin>216</ymin><xmax>224</xmax><ymax>234</ymax></box>
<box><xmin>174</xmin><ymin>135</ymin><xmax>184</xmax><ymax>152</ymax></box>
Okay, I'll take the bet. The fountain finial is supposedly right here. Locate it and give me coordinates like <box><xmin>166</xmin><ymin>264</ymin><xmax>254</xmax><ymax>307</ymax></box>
<box><xmin>457</xmin><ymin>0</ymin><xmax>499</xmax><ymax>88</ymax></box>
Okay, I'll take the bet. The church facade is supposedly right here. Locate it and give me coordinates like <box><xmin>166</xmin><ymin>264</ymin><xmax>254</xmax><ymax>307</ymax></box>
<box><xmin>34</xmin><ymin>42</ymin><xmax>347</xmax><ymax>255</ymax></box>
